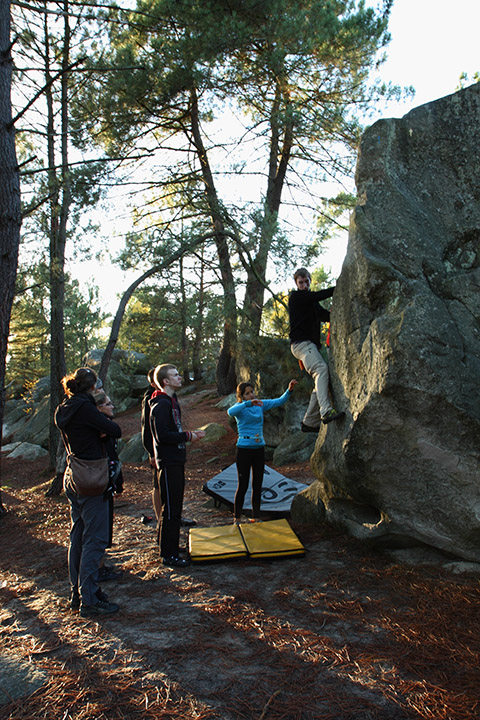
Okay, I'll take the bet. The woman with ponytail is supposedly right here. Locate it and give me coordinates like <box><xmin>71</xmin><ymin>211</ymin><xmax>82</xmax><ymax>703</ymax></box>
<box><xmin>55</xmin><ymin>367</ymin><xmax>122</xmax><ymax>618</ymax></box>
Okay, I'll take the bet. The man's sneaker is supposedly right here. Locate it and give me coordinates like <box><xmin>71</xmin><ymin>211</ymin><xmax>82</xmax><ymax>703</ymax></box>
<box><xmin>321</xmin><ymin>408</ymin><xmax>345</xmax><ymax>425</ymax></box>
<box><xmin>180</xmin><ymin>517</ymin><xmax>197</xmax><ymax>527</ymax></box>
<box><xmin>80</xmin><ymin>596</ymin><xmax>120</xmax><ymax>617</ymax></box>
<box><xmin>98</xmin><ymin>565</ymin><xmax>122</xmax><ymax>582</ymax></box>
<box><xmin>70</xmin><ymin>589</ymin><xmax>80</xmax><ymax>610</ymax></box>
<box><xmin>162</xmin><ymin>555</ymin><xmax>191</xmax><ymax>568</ymax></box>
<box><xmin>301</xmin><ymin>422</ymin><xmax>320</xmax><ymax>433</ymax></box>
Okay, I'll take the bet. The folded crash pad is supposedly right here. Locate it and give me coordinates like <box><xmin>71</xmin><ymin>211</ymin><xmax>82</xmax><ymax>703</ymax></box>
<box><xmin>239</xmin><ymin>518</ymin><xmax>305</xmax><ymax>559</ymax></box>
<box><xmin>189</xmin><ymin>518</ymin><xmax>305</xmax><ymax>563</ymax></box>
<box><xmin>203</xmin><ymin>464</ymin><xmax>308</xmax><ymax>514</ymax></box>
<box><xmin>188</xmin><ymin>523</ymin><xmax>249</xmax><ymax>562</ymax></box>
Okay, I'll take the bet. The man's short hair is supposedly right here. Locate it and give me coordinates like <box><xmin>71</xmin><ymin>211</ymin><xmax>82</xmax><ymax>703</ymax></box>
<box><xmin>294</xmin><ymin>267</ymin><xmax>311</xmax><ymax>281</ymax></box>
<box><xmin>153</xmin><ymin>363</ymin><xmax>176</xmax><ymax>388</ymax></box>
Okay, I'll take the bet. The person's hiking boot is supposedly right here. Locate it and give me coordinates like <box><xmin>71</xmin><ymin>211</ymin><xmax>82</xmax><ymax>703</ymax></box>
<box><xmin>301</xmin><ymin>422</ymin><xmax>320</xmax><ymax>433</ymax></box>
<box><xmin>80</xmin><ymin>589</ymin><xmax>119</xmax><ymax>618</ymax></box>
<box><xmin>70</xmin><ymin>589</ymin><xmax>80</xmax><ymax>610</ymax></box>
<box><xmin>321</xmin><ymin>408</ymin><xmax>345</xmax><ymax>425</ymax></box>
<box><xmin>98</xmin><ymin>565</ymin><xmax>122</xmax><ymax>582</ymax></box>
<box><xmin>162</xmin><ymin>555</ymin><xmax>191</xmax><ymax>568</ymax></box>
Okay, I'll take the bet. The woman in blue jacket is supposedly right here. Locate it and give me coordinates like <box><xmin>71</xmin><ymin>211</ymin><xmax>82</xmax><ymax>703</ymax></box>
<box><xmin>227</xmin><ymin>379</ymin><xmax>297</xmax><ymax>523</ymax></box>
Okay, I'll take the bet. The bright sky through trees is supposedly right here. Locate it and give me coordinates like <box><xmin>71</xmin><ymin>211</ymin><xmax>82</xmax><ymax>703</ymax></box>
<box><xmin>70</xmin><ymin>0</ymin><xmax>480</xmax><ymax>309</ymax></box>
<box><xmin>320</xmin><ymin>0</ymin><xmax>480</xmax><ymax>276</ymax></box>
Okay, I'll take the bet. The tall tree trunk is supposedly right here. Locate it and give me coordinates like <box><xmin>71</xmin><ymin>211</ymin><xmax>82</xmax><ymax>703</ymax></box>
<box><xmin>46</xmin><ymin>2</ymin><xmax>69</xmax><ymax>470</ymax></box>
<box><xmin>191</xmin><ymin>247</ymin><xmax>205</xmax><ymax>381</ymax></box>
<box><xmin>241</xmin><ymin>82</ymin><xmax>293</xmax><ymax>337</ymax></box>
<box><xmin>189</xmin><ymin>87</ymin><xmax>237</xmax><ymax>394</ymax></box>
<box><xmin>0</xmin><ymin>3</ymin><xmax>22</xmax><ymax>503</ymax></box>
<box><xmin>178</xmin><ymin>256</ymin><xmax>189</xmax><ymax>382</ymax></box>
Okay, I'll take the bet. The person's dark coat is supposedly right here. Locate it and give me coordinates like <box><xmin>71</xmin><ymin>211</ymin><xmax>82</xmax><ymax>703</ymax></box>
<box><xmin>149</xmin><ymin>390</ymin><xmax>192</xmax><ymax>469</ymax></box>
<box><xmin>288</xmin><ymin>287</ymin><xmax>334</xmax><ymax>346</ymax></box>
<box><xmin>141</xmin><ymin>385</ymin><xmax>155</xmax><ymax>457</ymax></box>
<box><xmin>55</xmin><ymin>392</ymin><xmax>121</xmax><ymax>460</ymax></box>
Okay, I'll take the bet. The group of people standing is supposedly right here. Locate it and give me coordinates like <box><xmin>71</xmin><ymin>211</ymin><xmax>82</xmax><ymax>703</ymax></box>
<box><xmin>56</xmin><ymin>266</ymin><xmax>344</xmax><ymax>617</ymax></box>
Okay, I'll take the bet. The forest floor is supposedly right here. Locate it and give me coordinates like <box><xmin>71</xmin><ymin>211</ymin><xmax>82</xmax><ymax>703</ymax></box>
<box><xmin>0</xmin><ymin>384</ymin><xmax>479</xmax><ymax>720</ymax></box>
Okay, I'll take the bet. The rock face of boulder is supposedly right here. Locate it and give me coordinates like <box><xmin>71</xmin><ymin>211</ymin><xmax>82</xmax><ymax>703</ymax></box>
<box><xmin>119</xmin><ymin>432</ymin><xmax>148</xmax><ymax>463</ymax></box>
<box><xmin>84</xmin><ymin>349</ymin><xmax>150</xmax><ymax>412</ymax></box>
<box><xmin>295</xmin><ymin>84</ymin><xmax>480</xmax><ymax>561</ymax></box>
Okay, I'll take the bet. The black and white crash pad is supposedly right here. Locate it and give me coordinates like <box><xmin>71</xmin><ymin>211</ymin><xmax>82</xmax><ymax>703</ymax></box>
<box><xmin>203</xmin><ymin>463</ymin><xmax>308</xmax><ymax>514</ymax></box>
<box><xmin>188</xmin><ymin>518</ymin><xmax>305</xmax><ymax>563</ymax></box>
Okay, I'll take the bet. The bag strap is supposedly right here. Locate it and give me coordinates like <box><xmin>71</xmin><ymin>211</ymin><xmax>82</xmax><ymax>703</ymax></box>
<box><xmin>60</xmin><ymin>429</ymin><xmax>107</xmax><ymax>460</ymax></box>
<box><xmin>60</xmin><ymin>429</ymin><xmax>73</xmax><ymax>457</ymax></box>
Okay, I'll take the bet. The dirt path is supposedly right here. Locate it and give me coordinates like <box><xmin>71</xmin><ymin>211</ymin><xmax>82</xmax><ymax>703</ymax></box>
<box><xmin>0</xmin><ymin>386</ymin><xmax>479</xmax><ymax>719</ymax></box>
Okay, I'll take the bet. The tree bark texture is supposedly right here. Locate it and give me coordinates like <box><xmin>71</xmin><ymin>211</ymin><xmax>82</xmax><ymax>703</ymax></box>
<box><xmin>47</xmin><ymin>4</ymin><xmax>70</xmax><ymax>467</ymax></box>
<box><xmin>0</xmin><ymin>3</ymin><xmax>22</xmax><ymax>494</ymax></box>
<box><xmin>241</xmin><ymin>81</ymin><xmax>293</xmax><ymax>337</ymax></box>
<box><xmin>189</xmin><ymin>87</ymin><xmax>237</xmax><ymax>393</ymax></box>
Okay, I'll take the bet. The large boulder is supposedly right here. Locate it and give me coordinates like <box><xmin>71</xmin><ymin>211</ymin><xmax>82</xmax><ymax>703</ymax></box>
<box><xmin>6</xmin><ymin>442</ymin><xmax>48</xmax><ymax>460</ymax></box>
<box><xmin>198</xmin><ymin>422</ymin><xmax>227</xmax><ymax>442</ymax></box>
<box><xmin>119</xmin><ymin>432</ymin><xmax>148</xmax><ymax>463</ymax></box>
<box><xmin>295</xmin><ymin>83</ymin><xmax>480</xmax><ymax>561</ymax></box>
<box><xmin>14</xmin><ymin>397</ymin><xmax>50</xmax><ymax>448</ymax></box>
<box><xmin>2</xmin><ymin>399</ymin><xmax>30</xmax><ymax>440</ymax></box>
<box><xmin>83</xmin><ymin>349</ymin><xmax>151</xmax><ymax>411</ymax></box>
<box><xmin>273</xmin><ymin>431</ymin><xmax>316</xmax><ymax>466</ymax></box>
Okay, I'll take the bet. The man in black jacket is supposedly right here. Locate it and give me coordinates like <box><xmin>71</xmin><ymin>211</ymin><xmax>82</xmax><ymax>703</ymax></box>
<box><xmin>142</xmin><ymin>368</ymin><xmax>197</xmax><ymax>530</ymax></box>
<box><xmin>149</xmin><ymin>364</ymin><xmax>205</xmax><ymax>567</ymax></box>
<box><xmin>288</xmin><ymin>267</ymin><xmax>344</xmax><ymax>432</ymax></box>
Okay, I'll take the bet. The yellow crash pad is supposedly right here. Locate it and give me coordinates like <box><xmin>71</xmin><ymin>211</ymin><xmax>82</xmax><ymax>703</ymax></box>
<box><xmin>239</xmin><ymin>518</ymin><xmax>305</xmax><ymax>559</ymax></box>
<box><xmin>188</xmin><ymin>523</ymin><xmax>248</xmax><ymax>562</ymax></box>
<box><xmin>189</xmin><ymin>518</ymin><xmax>304</xmax><ymax>562</ymax></box>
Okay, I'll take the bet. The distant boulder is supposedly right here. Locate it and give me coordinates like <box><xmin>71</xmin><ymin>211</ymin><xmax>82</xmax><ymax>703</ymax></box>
<box><xmin>6</xmin><ymin>442</ymin><xmax>48</xmax><ymax>460</ymax></box>
<box><xmin>119</xmin><ymin>432</ymin><xmax>148</xmax><ymax>463</ymax></box>
<box><xmin>273</xmin><ymin>431</ymin><xmax>316</xmax><ymax>466</ymax></box>
<box><xmin>198</xmin><ymin>422</ymin><xmax>227</xmax><ymax>442</ymax></box>
<box><xmin>14</xmin><ymin>397</ymin><xmax>50</xmax><ymax>448</ymax></box>
<box><xmin>83</xmin><ymin>349</ymin><xmax>151</xmax><ymax>377</ymax></box>
<box><xmin>2</xmin><ymin>399</ymin><xmax>30</xmax><ymax>441</ymax></box>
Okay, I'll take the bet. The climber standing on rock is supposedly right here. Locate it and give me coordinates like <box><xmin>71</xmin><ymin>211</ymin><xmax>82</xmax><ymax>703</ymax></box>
<box><xmin>288</xmin><ymin>267</ymin><xmax>344</xmax><ymax>432</ymax></box>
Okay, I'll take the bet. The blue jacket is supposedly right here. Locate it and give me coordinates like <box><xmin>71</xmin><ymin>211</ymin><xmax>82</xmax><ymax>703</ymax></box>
<box><xmin>227</xmin><ymin>389</ymin><xmax>292</xmax><ymax>448</ymax></box>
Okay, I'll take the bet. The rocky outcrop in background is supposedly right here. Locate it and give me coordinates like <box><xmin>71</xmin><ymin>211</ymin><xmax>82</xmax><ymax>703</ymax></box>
<box><xmin>2</xmin><ymin>349</ymin><xmax>151</xmax><ymax>457</ymax></box>
<box><xmin>2</xmin><ymin>343</ymin><xmax>314</xmax><ymax>464</ymax></box>
<box><xmin>293</xmin><ymin>83</ymin><xmax>480</xmax><ymax>561</ymax></box>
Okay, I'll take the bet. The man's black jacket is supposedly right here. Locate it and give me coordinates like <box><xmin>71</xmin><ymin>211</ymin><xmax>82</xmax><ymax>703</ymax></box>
<box><xmin>288</xmin><ymin>287</ymin><xmax>334</xmax><ymax>346</ymax></box>
<box><xmin>149</xmin><ymin>390</ymin><xmax>192</xmax><ymax>469</ymax></box>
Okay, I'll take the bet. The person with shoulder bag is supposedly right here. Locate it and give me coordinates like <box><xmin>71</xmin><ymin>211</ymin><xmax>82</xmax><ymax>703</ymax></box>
<box><xmin>92</xmin><ymin>389</ymin><xmax>124</xmax><ymax>582</ymax></box>
<box><xmin>55</xmin><ymin>367</ymin><xmax>122</xmax><ymax>618</ymax></box>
